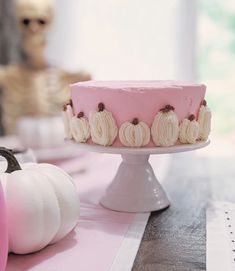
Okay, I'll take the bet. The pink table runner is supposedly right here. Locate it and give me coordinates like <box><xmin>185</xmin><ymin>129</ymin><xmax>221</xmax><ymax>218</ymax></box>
<box><xmin>0</xmin><ymin>183</ymin><xmax>8</xmax><ymax>271</ymax></box>
<box><xmin>5</xmin><ymin>153</ymin><xmax>152</xmax><ymax>271</ymax></box>
<box><xmin>0</xmin><ymin>132</ymin><xmax>170</xmax><ymax>271</ymax></box>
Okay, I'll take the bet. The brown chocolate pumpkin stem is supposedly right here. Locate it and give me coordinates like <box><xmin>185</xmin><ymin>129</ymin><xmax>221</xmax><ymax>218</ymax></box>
<box><xmin>69</xmin><ymin>99</ymin><xmax>73</xmax><ymax>107</ymax></box>
<box><xmin>77</xmin><ymin>112</ymin><xmax>84</xmax><ymax>118</ymax></box>
<box><xmin>0</xmin><ymin>147</ymin><xmax>22</xmax><ymax>173</ymax></box>
<box><xmin>202</xmin><ymin>100</ymin><xmax>207</xmax><ymax>106</ymax></box>
<box><xmin>160</xmin><ymin>104</ymin><xmax>175</xmax><ymax>113</ymax></box>
<box><xmin>63</xmin><ymin>104</ymin><xmax>67</xmax><ymax>111</ymax></box>
<box><xmin>63</xmin><ymin>99</ymin><xmax>73</xmax><ymax>111</ymax></box>
<box><xmin>98</xmin><ymin>103</ymin><xmax>105</xmax><ymax>112</ymax></box>
<box><xmin>132</xmin><ymin>118</ymin><xmax>139</xmax><ymax>125</ymax></box>
<box><xmin>188</xmin><ymin>114</ymin><xmax>195</xmax><ymax>121</ymax></box>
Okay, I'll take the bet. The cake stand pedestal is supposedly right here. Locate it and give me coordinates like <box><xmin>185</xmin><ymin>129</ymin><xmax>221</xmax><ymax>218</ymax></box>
<box><xmin>76</xmin><ymin>141</ymin><xmax>209</xmax><ymax>213</ymax></box>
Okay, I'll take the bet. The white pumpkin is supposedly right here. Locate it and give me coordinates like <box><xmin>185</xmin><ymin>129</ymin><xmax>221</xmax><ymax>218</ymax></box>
<box><xmin>17</xmin><ymin>115</ymin><xmax>66</xmax><ymax>149</ymax></box>
<box><xmin>151</xmin><ymin>105</ymin><xmax>179</xmax><ymax>147</ymax></box>
<box><xmin>179</xmin><ymin>115</ymin><xmax>199</xmax><ymax>144</ymax></box>
<box><xmin>89</xmin><ymin>103</ymin><xmax>118</xmax><ymax>146</ymax></box>
<box><xmin>197</xmin><ymin>100</ymin><xmax>212</xmax><ymax>141</ymax></box>
<box><xmin>62</xmin><ymin>101</ymin><xmax>74</xmax><ymax>139</ymax></box>
<box><xmin>0</xmin><ymin>147</ymin><xmax>79</xmax><ymax>255</ymax></box>
<box><xmin>70</xmin><ymin>112</ymin><xmax>90</xmax><ymax>143</ymax></box>
<box><xmin>119</xmin><ymin>118</ymin><xmax>150</xmax><ymax>147</ymax></box>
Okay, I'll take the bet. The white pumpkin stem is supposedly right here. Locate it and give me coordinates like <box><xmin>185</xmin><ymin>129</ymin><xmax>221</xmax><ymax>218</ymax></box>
<box><xmin>202</xmin><ymin>100</ymin><xmax>207</xmax><ymax>106</ymax></box>
<box><xmin>0</xmin><ymin>147</ymin><xmax>22</xmax><ymax>173</ymax></box>
<box><xmin>98</xmin><ymin>103</ymin><xmax>105</xmax><ymax>112</ymax></box>
<box><xmin>160</xmin><ymin>104</ymin><xmax>175</xmax><ymax>113</ymax></box>
<box><xmin>77</xmin><ymin>112</ymin><xmax>84</xmax><ymax>118</ymax></box>
<box><xmin>132</xmin><ymin>118</ymin><xmax>139</xmax><ymax>125</ymax></box>
<box><xmin>188</xmin><ymin>114</ymin><xmax>195</xmax><ymax>121</ymax></box>
<box><xmin>63</xmin><ymin>99</ymin><xmax>73</xmax><ymax>111</ymax></box>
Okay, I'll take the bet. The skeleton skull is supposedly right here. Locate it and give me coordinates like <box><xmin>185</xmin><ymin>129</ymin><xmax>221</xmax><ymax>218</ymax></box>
<box><xmin>15</xmin><ymin>0</ymin><xmax>55</xmax><ymax>65</ymax></box>
<box><xmin>15</xmin><ymin>0</ymin><xmax>54</xmax><ymax>36</ymax></box>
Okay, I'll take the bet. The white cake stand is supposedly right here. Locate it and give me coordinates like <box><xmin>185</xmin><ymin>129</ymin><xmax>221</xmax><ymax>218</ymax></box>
<box><xmin>76</xmin><ymin>140</ymin><xmax>210</xmax><ymax>213</ymax></box>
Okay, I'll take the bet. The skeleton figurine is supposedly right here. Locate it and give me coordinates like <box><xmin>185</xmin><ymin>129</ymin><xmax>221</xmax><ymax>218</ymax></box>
<box><xmin>0</xmin><ymin>0</ymin><xmax>90</xmax><ymax>134</ymax></box>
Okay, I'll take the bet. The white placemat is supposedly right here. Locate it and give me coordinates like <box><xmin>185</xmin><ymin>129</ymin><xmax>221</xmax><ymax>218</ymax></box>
<box><xmin>110</xmin><ymin>154</ymin><xmax>170</xmax><ymax>270</ymax></box>
<box><xmin>110</xmin><ymin>213</ymin><xmax>150</xmax><ymax>271</ymax></box>
<box><xmin>6</xmin><ymin>152</ymin><xmax>170</xmax><ymax>271</ymax></box>
<box><xmin>207</xmin><ymin>201</ymin><xmax>235</xmax><ymax>271</ymax></box>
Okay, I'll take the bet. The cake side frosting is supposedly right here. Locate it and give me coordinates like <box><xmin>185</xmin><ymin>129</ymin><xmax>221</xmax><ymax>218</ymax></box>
<box><xmin>65</xmin><ymin>80</ymin><xmax>209</xmax><ymax>147</ymax></box>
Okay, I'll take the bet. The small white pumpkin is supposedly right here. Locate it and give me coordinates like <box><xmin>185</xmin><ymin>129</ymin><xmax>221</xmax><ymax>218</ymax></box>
<box><xmin>179</xmin><ymin>114</ymin><xmax>199</xmax><ymax>144</ymax></box>
<box><xmin>89</xmin><ymin>103</ymin><xmax>118</xmax><ymax>146</ymax></box>
<box><xmin>62</xmin><ymin>100</ymin><xmax>74</xmax><ymax>139</ymax></box>
<box><xmin>17</xmin><ymin>116</ymin><xmax>65</xmax><ymax>149</ymax></box>
<box><xmin>197</xmin><ymin>100</ymin><xmax>212</xmax><ymax>141</ymax></box>
<box><xmin>119</xmin><ymin>118</ymin><xmax>150</xmax><ymax>147</ymax></box>
<box><xmin>151</xmin><ymin>105</ymin><xmax>179</xmax><ymax>147</ymax></box>
<box><xmin>0</xmin><ymin>147</ymin><xmax>80</xmax><ymax>255</ymax></box>
<box><xmin>70</xmin><ymin>112</ymin><xmax>90</xmax><ymax>143</ymax></box>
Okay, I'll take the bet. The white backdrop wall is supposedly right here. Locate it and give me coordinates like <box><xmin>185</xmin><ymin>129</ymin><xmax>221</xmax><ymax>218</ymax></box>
<box><xmin>46</xmin><ymin>0</ymin><xmax>197</xmax><ymax>81</ymax></box>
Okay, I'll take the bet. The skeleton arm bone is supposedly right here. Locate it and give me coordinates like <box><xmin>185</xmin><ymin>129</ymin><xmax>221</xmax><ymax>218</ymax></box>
<box><xmin>0</xmin><ymin>66</ymin><xmax>5</xmax><ymax>87</ymax></box>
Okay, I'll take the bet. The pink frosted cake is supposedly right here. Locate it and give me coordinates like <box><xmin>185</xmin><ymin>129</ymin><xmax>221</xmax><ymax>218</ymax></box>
<box><xmin>62</xmin><ymin>81</ymin><xmax>211</xmax><ymax>147</ymax></box>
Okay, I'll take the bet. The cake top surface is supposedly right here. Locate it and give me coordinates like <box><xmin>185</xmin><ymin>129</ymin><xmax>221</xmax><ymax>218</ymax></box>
<box><xmin>71</xmin><ymin>80</ymin><xmax>206</xmax><ymax>91</ymax></box>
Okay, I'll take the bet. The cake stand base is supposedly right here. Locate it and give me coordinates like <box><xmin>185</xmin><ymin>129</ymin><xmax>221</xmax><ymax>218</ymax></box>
<box><xmin>100</xmin><ymin>154</ymin><xmax>170</xmax><ymax>212</ymax></box>
<box><xmin>74</xmin><ymin>140</ymin><xmax>209</xmax><ymax>213</ymax></box>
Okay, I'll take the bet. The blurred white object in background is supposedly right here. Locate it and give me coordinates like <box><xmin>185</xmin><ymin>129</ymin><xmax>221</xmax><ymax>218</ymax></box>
<box><xmin>175</xmin><ymin>0</ymin><xmax>197</xmax><ymax>81</ymax></box>
<box><xmin>13</xmin><ymin>149</ymin><xmax>37</xmax><ymax>163</ymax></box>
<box><xmin>46</xmin><ymin>0</ymin><xmax>197</xmax><ymax>81</ymax></box>
<box><xmin>17</xmin><ymin>116</ymin><xmax>65</xmax><ymax>149</ymax></box>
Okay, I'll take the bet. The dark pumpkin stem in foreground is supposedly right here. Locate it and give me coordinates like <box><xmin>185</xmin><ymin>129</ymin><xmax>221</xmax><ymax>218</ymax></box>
<box><xmin>0</xmin><ymin>147</ymin><xmax>22</xmax><ymax>173</ymax></box>
<box><xmin>160</xmin><ymin>104</ymin><xmax>175</xmax><ymax>113</ymax></box>
<box><xmin>202</xmin><ymin>100</ymin><xmax>207</xmax><ymax>106</ymax></box>
<box><xmin>11</xmin><ymin>149</ymin><xmax>27</xmax><ymax>155</ymax></box>
<box><xmin>98</xmin><ymin>102</ymin><xmax>105</xmax><ymax>112</ymax></box>
<box><xmin>132</xmin><ymin>118</ymin><xmax>139</xmax><ymax>125</ymax></box>
<box><xmin>188</xmin><ymin>114</ymin><xmax>195</xmax><ymax>121</ymax></box>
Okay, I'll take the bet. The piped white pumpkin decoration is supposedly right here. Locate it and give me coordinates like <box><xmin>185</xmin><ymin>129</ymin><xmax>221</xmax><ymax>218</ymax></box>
<box><xmin>62</xmin><ymin>100</ymin><xmax>74</xmax><ymax>139</ymax></box>
<box><xmin>0</xmin><ymin>147</ymin><xmax>80</xmax><ymax>255</ymax></box>
<box><xmin>119</xmin><ymin>118</ymin><xmax>150</xmax><ymax>147</ymax></box>
<box><xmin>151</xmin><ymin>105</ymin><xmax>179</xmax><ymax>147</ymax></box>
<box><xmin>179</xmin><ymin>114</ymin><xmax>199</xmax><ymax>144</ymax></box>
<box><xmin>89</xmin><ymin>103</ymin><xmax>118</xmax><ymax>146</ymax></box>
<box><xmin>197</xmin><ymin>100</ymin><xmax>212</xmax><ymax>141</ymax></box>
<box><xmin>70</xmin><ymin>112</ymin><xmax>90</xmax><ymax>143</ymax></box>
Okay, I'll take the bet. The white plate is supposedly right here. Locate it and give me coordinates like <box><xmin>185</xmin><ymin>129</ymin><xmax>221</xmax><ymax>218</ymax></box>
<box><xmin>0</xmin><ymin>136</ymin><xmax>83</xmax><ymax>162</ymax></box>
<box><xmin>35</xmin><ymin>139</ymin><xmax>209</xmax><ymax>161</ymax></box>
<box><xmin>34</xmin><ymin>142</ymin><xmax>82</xmax><ymax>161</ymax></box>
<box><xmin>73</xmin><ymin>140</ymin><xmax>210</xmax><ymax>155</ymax></box>
<box><xmin>72</xmin><ymin>139</ymin><xmax>210</xmax><ymax>212</ymax></box>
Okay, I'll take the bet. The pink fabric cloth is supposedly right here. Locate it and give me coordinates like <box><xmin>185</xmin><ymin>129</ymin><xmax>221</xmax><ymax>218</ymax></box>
<box><xmin>6</xmin><ymin>153</ymin><xmax>135</xmax><ymax>271</ymax></box>
<box><xmin>0</xmin><ymin>183</ymin><xmax>8</xmax><ymax>271</ymax></box>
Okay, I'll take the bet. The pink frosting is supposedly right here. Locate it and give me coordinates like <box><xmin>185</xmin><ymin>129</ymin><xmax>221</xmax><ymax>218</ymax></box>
<box><xmin>70</xmin><ymin>80</ymin><xmax>206</xmax><ymax>146</ymax></box>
